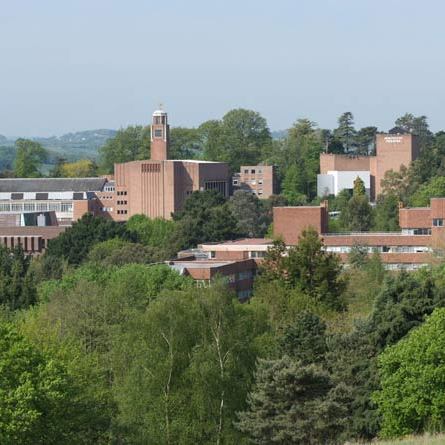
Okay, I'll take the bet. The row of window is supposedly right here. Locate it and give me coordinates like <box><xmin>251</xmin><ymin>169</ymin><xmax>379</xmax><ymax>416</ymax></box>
<box><xmin>116</xmin><ymin>191</ymin><xmax>128</xmax><ymax>196</ymax></box>
<box><xmin>204</xmin><ymin>181</ymin><xmax>227</xmax><ymax>196</ymax></box>
<box><xmin>243</xmin><ymin>169</ymin><xmax>263</xmax><ymax>175</ymax></box>
<box><xmin>326</xmin><ymin>246</ymin><xmax>431</xmax><ymax>254</ymax></box>
<box><xmin>116</xmin><ymin>200</ymin><xmax>128</xmax><ymax>205</ymax></box>
<box><xmin>400</xmin><ymin>228</ymin><xmax>432</xmax><ymax>235</ymax></box>
<box><xmin>117</xmin><ymin>210</ymin><xmax>128</xmax><ymax>215</ymax></box>
<box><xmin>249</xmin><ymin>251</ymin><xmax>267</xmax><ymax>258</ymax></box>
<box><xmin>0</xmin><ymin>201</ymin><xmax>73</xmax><ymax>213</ymax></box>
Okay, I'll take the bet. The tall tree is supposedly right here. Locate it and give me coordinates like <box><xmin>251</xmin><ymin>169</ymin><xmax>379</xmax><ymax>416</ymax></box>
<box><xmin>172</xmin><ymin>190</ymin><xmax>240</xmax><ymax>248</ymax></box>
<box><xmin>228</xmin><ymin>190</ymin><xmax>267</xmax><ymax>237</ymax></box>
<box><xmin>202</xmin><ymin>109</ymin><xmax>272</xmax><ymax>170</ymax></box>
<box><xmin>13</xmin><ymin>139</ymin><xmax>48</xmax><ymax>177</ymax></box>
<box><xmin>394</xmin><ymin>113</ymin><xmax>432</xmax><ymax>148</ymax></box>
<box><xmin>356</xmin><ymin>126</ymin><xmax>377</xmax><ymax>155</ymax></box>
<box><xmin>99</xmin><ymin>125</ymin><xmax>151</xmax><ymax>173</ymax></box>
<box><xmin>333</xmin><ymin>112</ymin><xmax>356</xmax><ymax>153</ymax></box>
<box><xmin>169</xmin><ymin>127</ymin><xmax>203</xmax><ymax>159</ymax></box>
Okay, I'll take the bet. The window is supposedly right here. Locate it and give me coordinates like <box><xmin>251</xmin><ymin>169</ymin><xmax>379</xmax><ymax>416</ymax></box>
<box><xmin>258</xmin><ymin>179</ymin><xmax>263</xmax><ymax>185</ymax></box>
<box><xmin>73</xmin><ymin>192</ymin><xmax>84</xmax><ymax>200</ymax></box>
<box><xmin>238</xmin><ymin>270</ymin><xmax>253</xmax><ymax>280</ymax></box>
<box><xmin>35</xmin><ymin>193</ymin><xmax>48</xmax><ymax>200</ymax></box>
<box><xmin>210</xmin><ymin>251</ymin><xmax>216</xmax><ymax>258</ymax></box>
<box><xmin>154</xmin><ymin>128</ymin><xmax>163</xmax><ymax>138</ymax></box>
<box><xmin>258</xmin><ymin>169</ymin><xmax>263</xmax><ymax>174</ymax></box>
<box><xmin>249</xmin><ymin>251</ymin><xmax>266</xmax><ymax>258</ymax></box>
<box><xmin>233</xmin><ymin>179</ymin><xmax>239</xmax><ymax>185</ymax></box>
<box><xmin>433</xmin><ymin>218</ymin><xmax>444</xmax><ymax>227</ymax></box>
<box><xmin>413</xmin><ymin>228</ymin><xmax>431</xmax><ymax>235</ymax></box>
<box><xmin>11</xmin><ymin>193</ymin><xmax>23</xmax><ymax>200</ymax></box>
<box><xmin>204</xmin><ymin>180</ymin><xmax>227</xmax><ymax>196</ymax></box>
<box><xmin>251</xmin><ymin>169</ymin><xmax>255</xmax><ymax>174</ymax></box>
<box><xmin>258</xmin><ymin>189</ymin><xmax>263</xmax><ymax>195</ymax></box>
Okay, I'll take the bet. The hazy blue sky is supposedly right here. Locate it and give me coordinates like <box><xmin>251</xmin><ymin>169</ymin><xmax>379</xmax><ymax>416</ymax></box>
<box><xmin>1</xmin><ymin>0</ymin><xmax>444</xmax><ymax>137</ymax></box>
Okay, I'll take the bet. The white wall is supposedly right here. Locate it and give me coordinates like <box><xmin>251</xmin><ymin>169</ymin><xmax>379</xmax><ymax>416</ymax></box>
<box><xmin>317</xmin><ymin>170</ymin><xmax>370</xmax><ymax>196</ymax></box>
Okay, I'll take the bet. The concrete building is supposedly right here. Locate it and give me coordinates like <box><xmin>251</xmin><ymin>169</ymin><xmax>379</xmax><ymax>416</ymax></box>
<box><xmin>232</xmin><ymin>164</ymin><xmax>278</xmax><ymax>199</ymax></box>
<box><xmin>318</xmin><ymin>132</ymin><xmax>419</xmax><ymax>200</ymax></box>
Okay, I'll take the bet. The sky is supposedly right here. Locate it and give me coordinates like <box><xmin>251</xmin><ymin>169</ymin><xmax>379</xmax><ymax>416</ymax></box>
<box><xmin>0</xmin><ymin>0</ymin><xmax>444</xmax><ymax>137</ymax></box>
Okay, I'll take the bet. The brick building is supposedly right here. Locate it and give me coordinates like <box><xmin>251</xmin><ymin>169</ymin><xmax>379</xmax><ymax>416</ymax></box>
<box><xmin>166</xmin><ymin>257</ymin><xmax>257</xmax><ymax>301</ymax></box>
<box><xmin>318</xmin><ymin>132</ymin><xmax>419</xmax><ymax>200</ymax></box>
<box><xmin>193</xmin><ymin>198</ymin><xmax>445</xmax><ymax>272</ymax></box>
<box><xmin>0</xmin><ymin>109</ymin><xmax>229</xmax><ymax>229</ymax></box>
<box><xmin>232</xmin><ymin>164</ymin><xmax>278</xmax><ymax>199</ymax></box>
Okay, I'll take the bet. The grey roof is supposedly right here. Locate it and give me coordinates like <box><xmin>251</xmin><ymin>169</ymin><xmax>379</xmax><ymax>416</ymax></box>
<box><xmin>0</xmin><ymin>178</ymin><xmax>107</xmax><ymax>193</ymax></box>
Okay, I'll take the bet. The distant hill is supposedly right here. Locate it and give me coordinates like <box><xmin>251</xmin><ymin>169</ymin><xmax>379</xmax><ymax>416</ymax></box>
<box><xmin>271</xmin><ymin>129</ymin><xmax>288</xmax><ymax>140</ymax></box>
<box><xmin>33</xmin><ymin>129</ymin><xmax>117</xmax><ymax>161</ymax></box>
<box><xmin>0</xmin><ymin>129</ymin><xmax>117</xmax><ymax>172</ymax></box>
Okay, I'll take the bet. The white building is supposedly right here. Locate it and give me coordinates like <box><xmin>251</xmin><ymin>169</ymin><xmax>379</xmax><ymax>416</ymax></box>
<box><xmin>317</xmin><ymin>170</ymin><xmax>370</xmax><ymax>197</ymax></box>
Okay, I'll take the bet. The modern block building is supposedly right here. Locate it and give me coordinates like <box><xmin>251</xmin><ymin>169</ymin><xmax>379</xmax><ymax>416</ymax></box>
<box><xmin>232</xmin><ymin>164</ymin><xmax>278</xmax><ymax>199</ymax></box>
<box><xmin>318</xmin><ymin>132</ymin><xmax>420</xmax><ymax>200</ymax></box>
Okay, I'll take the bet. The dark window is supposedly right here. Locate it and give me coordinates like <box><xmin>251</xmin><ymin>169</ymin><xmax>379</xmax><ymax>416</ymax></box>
<box><xmin>251</xmin><ymin>169</ymin><xmax>255</xmax><ymax>174</ymax></box>
<box><xmin>11</xmin><ymin>193</ymin><xmax>23</xmax><ymax>200</ymax></box>
<box><xmin>433</xmin><ymin>218</ymin><xmax>444</xmax><ymax>227</ymax></box>
<box><xmin>154</xmin><ymin>128</ymin><xmax>163</xmax><ymax>138</ymax></box>
<box><xmin>35</xmin><ymin>193</ymin><xmax>48</xmax><ymax>200</ymax></box>
<box><xmin>244</xmin><ymin>169</ymin><xmax>249</xmax><ymax>174</ymax></box>
<box><xmin>73</xmin><ymin>192</ymin><xmax>83</xmax><ymax>200</ymax></box>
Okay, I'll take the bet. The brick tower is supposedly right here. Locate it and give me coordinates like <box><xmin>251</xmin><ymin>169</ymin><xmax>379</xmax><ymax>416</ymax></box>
<box><xmin>150</xmin><ymin>108</ymin><xmax>169</xmax><ymax>160</ymax></box>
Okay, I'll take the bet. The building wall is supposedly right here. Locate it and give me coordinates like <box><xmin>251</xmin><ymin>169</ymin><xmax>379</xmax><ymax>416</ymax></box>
<box><xmin>372</xmin><ymin>134</ymin><xmax>419</xmax><ymax>197</ymax></box>
<box><xmin>320</xmin><ymin>154</ymin><xmax>371</xmax><ymax>174</ymax></box>
<box><xmin>317</xmin><ymin>170</ymin><xmax>370</xmax><ymax>196</ymax></box>
<box><xmin>399</xmin><ymin>208</ymin><xmax>431</xmax><ymax>229</ymax></box>
<box><xmin>236</xmin><ymin>165</ymin><xmax>277</xmax><ymax>199</ymax></box>
<box><xmin>0</xmin><ymin>226</ymin><xmax>66</xmax><ymax>253</ymax></box>
<box><xmin>273</xmin><ymin>203</ymin><xmax>328</xmax><ymax>245</ymax></box>
<box><xmin>113</xmin><ymin>159</ymin><xmax>229</xmax><ymax>220</ymax></box>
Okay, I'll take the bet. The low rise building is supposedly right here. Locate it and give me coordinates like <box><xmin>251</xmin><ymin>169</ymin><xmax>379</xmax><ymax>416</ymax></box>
<box><xmin>166</xmin><ymin>257</ymin><xmax>257</xmax><ymax>301</ymax></box>
<box><xmin>232</xmin><ymin>165</ymin><xmax>277</xmax><ymax>199</ymax></box>
<box><xmin>195</xmin><ymin>198</ymin><xmax>445</xmax><ymax>272</ymax></box>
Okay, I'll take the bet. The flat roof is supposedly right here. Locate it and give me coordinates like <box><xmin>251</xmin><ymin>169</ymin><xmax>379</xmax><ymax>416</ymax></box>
<box><xmin>0</xmin><ymin>178</ymin><xmax>107</xmax><ymax>193</ymax></box>
<box><xmin>168</xmin><ymin>260</ymin><xmax>238</xmax><ymax>269</ymax></box>
<box><xmin>202</xmin><ymin>238</ymin><xmax>272</xmax><ymax>246</ymax></box>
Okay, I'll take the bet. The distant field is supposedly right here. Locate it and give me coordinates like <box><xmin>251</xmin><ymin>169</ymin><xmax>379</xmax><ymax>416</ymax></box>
<box><xmin>351</xmin><ymin>434</ymin><xmax>445</xmax><ymax>445</ymax></box>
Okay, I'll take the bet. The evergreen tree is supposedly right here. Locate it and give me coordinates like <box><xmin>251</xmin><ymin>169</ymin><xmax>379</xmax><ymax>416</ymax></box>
<box><xmin>333</xmin><ymin>112</ymin><xmax>356</xmax><ymax>152</ymax></box>
<box><xmin>236</xmin><ymin>356</ymin><xmax>349</xmax><ymax>445</ymax></box>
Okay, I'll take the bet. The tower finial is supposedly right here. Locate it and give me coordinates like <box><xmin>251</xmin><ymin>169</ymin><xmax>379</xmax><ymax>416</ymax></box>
<box><xmin>159</xmin><ymin>102</ymin><xmax>163</xmax><ymax>111</ymax></box>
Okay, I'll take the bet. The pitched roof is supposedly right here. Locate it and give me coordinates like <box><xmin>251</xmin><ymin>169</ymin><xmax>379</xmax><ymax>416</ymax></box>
<box><xmin>0</xmin><ymin>178</ymin><xmax>107</xmax><ymax>193</ymax></box>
